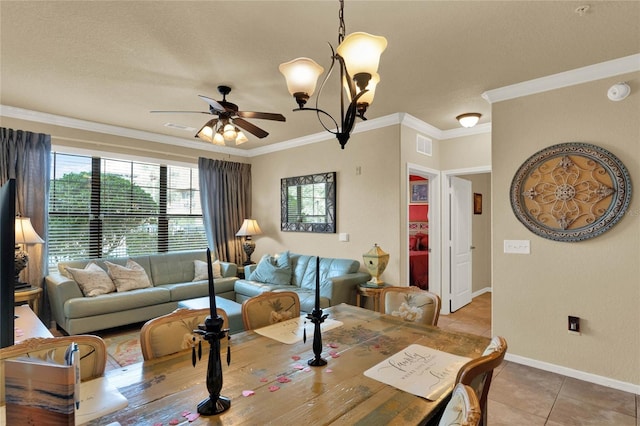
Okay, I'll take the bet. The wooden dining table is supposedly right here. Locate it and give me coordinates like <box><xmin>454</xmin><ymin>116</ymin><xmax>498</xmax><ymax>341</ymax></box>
<box><xmin>89</xmin><ymin>304</ymin><xmax>490</xmax><ymax>425</ymax></box>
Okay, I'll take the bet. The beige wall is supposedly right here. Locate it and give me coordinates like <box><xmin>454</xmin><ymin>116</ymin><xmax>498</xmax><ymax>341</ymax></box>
<box><xmin>439</xmin><ymin>132</ymin><xmax>491</xmax><ymax>170</ymax></box>
<box><xmin>491</xmin><ymin>72</ymin><xmax>640</xmax><ymax>385</ymax></box>
<box><xmin>466</xmin><ymin>173</ymin><xmax>492</xmax><ymax>293</ymax></box>
<box><xmin>250</xmin><ymin>125</ymin><xmax>402</xmax><ymax>285</ymax></box>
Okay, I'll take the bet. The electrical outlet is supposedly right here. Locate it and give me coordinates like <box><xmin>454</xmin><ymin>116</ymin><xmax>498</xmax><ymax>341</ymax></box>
<box><xmin>568</xmin><ymin>316</ymin><xmax>581</xmax><ymax>335</ymax></box>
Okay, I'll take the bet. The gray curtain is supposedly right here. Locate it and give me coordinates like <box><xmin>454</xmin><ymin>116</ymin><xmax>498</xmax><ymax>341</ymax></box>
<box><xmin>198</xmin><ymin>158</ymin><xmax>252</xmax><ymax>265</ymax></box>
<box><xmin>0</xmin><ymin>127</ymin><xmax>51</xmax><ymax>320</ymax></box>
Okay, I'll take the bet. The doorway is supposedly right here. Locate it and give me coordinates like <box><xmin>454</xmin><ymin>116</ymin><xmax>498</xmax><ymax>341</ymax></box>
<box><xmin>441</xmin><ymin>167</ymin><xmax>492</xmax><ymax>314</ymax></box>
<box><xmin>406</xmin><ymin>163</ymin><xmax>440</xmax><ymax>298</ymax></box>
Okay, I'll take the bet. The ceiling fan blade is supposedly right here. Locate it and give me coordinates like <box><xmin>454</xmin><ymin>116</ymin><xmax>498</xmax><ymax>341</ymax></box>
<box><xmin>233</xmin><ymin>118</ymin><xmax>269</xmax><ymax>138</ymax></box>
<box><xmin>237</xmin><ymin>111</ymin><xmax>286</xmax><ymax>122</ymax></box>
<box><xmin>150</xmin><ymin>110</ymin><xmax>212</xmax><ymax>114</ymax></box>
<box><xmin>198</xmin><ymin>95</ymin><xmax>226</xmax><ymax>113</ymax></box>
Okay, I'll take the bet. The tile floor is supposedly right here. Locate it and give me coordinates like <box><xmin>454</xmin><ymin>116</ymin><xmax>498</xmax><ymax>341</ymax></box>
<box><xmin>441</xmin><ymin>292</ymin><xmax>639</xmax><ymax>426</ymax></box>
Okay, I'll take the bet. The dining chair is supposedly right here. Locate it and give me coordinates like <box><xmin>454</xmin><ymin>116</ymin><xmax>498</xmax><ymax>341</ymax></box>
<box><xmin>241</xmin><ymin>291</ymin><xmax>300</xmax><ymax>330</ymax></box>
<box><xmin>0</xmin><ymin>334</ymin><xmax>107</xmax><ymax>404</ymax></box>
<box><xmin>380</xmin><ymin>286</ymin><xmax>441</xmax><ymax>326</ymax></box>
<box><xmin>437</xmin><ymin>383</ymin><xmax>481</xmax><ymax>426</ymax></box>
<box><xmin>455</xmin><ymin>336</ymin><xmax>507</xmax><ymax>426</ymax></box>
<box><xmin>140</xmin><ymin>307</ymin><xmax>228</xmax><ymax>361</ymax></box>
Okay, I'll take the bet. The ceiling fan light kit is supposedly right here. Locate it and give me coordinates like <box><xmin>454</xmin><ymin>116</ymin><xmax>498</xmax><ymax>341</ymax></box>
<box><xmin>153</xmin><ymin>84</ymin><xmax>285</xmax><ymax>146</ymax></box>
<box><xmin>279</xmin><ymin>0</ymin><xmax>387</xmax><ymax>149</ymax></box>
<box><xmin>456</xmin><ymin>112</ymin><xmax>482</xmax><ymax>128</ymax></box>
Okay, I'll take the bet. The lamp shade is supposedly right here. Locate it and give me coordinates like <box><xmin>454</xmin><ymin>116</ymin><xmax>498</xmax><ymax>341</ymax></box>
<box><xmin>196</xmin><ymin>119</ymin><xmax>217</xmax><ymax>143</ymax></box>
<box><xmin>279</xmin><ymin>57</ymin><xmax>325</xmax><ymax>98</ymax></box>
<box><xmin>456</xmin><ymin>113</ymin><xmax>482</xmax><ymax>128</ymax></box>
<box><xmin>235</xmin><ymin>131</ymin><xmax>248</xmax><ymax>145</ymax></box>
<box><xmin>235</xmin><ymin>219</ymin><xmax>263</xmax><ymax>237</ymax></box>
<box><xmin>336</xmin><ymin>32</ymin><xmax>387</xmax><ymax>80</ymax></box>
<box><xmin>15</xmin><ymin>217</ymin><xmax>44</xmax><ymax>244</ymax></box>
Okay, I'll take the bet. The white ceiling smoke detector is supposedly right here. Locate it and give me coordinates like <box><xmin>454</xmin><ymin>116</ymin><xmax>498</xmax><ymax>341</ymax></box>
<box><xmin>607</xmin><ymin>83</ymin><xmax>631</xmax><ymax>101</ymax></box>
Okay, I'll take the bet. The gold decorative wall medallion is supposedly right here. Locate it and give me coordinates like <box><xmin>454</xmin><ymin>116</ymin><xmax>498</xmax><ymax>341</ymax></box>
<box><xmin>510</xmin><ymin>143</ymin><xmax>631</xmax><ymax>242</ymax></box>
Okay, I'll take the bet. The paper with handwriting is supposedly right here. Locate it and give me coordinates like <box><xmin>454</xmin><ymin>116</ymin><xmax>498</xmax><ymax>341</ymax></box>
<box><xmin>254</xmin><ymin>316</ymin><xmax>343</xmax><ymax>344</ymax></box>
<box><xmin>364</xmin><ymin>344</ymin><xmax>471</xmax><ymax>400</ymax></box>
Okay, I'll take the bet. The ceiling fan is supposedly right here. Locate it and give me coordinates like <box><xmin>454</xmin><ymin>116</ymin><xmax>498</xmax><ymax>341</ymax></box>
<box><xmin>151</xmin><ymin>85</ymin><xmax>286</xmax><ymax>145</ymax></box>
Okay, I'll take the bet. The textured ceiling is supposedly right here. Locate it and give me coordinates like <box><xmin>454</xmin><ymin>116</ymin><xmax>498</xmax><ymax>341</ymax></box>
<box><xmin>1</xmin><ymin>1</ymin><xmax>639</xmax><ymax>151</ymax></box>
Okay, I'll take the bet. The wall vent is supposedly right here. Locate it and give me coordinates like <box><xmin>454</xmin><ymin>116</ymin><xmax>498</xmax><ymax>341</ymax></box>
<box><xmin>416</xmin><ymin>134</ymin><xmax>432</xmax><ymax>156</ymax></box>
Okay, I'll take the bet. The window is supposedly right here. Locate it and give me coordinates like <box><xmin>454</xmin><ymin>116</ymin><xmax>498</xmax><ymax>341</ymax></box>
<box><xmin>48</xmin><ymin>153</ymin><xmax>206</xmax><ymax>267</ymax></box>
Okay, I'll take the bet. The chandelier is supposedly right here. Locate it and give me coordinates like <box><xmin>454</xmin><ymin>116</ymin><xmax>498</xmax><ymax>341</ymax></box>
<box><xmin>279</xmin><ymin>0</ymin><xmax>387</xmax><ymax>149</ymax></box>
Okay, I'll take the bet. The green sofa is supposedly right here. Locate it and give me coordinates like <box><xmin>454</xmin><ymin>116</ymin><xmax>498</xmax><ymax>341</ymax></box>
<box><xmin>46</xmin><ymin>250</ymin><xmax>238</xmax><ymax>335</ymax></box>
<box><xmin>234</xmin><ymin>252</ymin><xmax>371</xmax><ymax>312</ymax></box>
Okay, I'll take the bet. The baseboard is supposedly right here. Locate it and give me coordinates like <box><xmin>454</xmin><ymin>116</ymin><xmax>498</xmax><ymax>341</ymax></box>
<box><xmin>505</xmin><ymin>353</ymin><xmax>640</xmax><ymax>395</ymax></box>
<box><xmin>472</xmin><ymin>287</ymin><xmax>492</xmax><ymax>298</ymax></box>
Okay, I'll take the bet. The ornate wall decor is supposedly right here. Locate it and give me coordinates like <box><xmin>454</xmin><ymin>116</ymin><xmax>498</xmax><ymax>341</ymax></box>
<box><xmin>281</xmin><ymin>172</ymin><xmax>336</xmax><ymax>233</ymax></box>
<box><xmin>510</xmin><ymin>142</ymin><xmax>631</xmax><ymax>242</ymax></box>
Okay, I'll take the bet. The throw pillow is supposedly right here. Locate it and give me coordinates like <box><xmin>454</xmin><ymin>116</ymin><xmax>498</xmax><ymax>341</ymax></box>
<box><xmin>193</xmin><ymin>259</ymin><xmax>223</xmax><ymax>281</ymax></box>
<box><xmin>248</xmin><ymin>251</ymin><xmax>292</xmax><ymax>286</ymax></box>
<box><xmin>65</xmin><ymin>262</ymin><xmax>116</xmax><ymax>297</ymax></box>
<box><xmin>415</xmin><ymin>232</ymin><xmax>428</xmax><ymax>250</ymax></box>
<box><xmin>105</xmin><ymin>259</ymin><xmax>152</xmax><ymax>292</ymax></box>
<box><xmin>409</xmin><ymin>236</ymin><xmax>417</xmax><ymax>251</ymax></box>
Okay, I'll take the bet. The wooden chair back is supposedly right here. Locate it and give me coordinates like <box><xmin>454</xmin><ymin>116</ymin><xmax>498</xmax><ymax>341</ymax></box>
<box><xmin>380</xmin><ymin>286</ymin><xmax>441</xmax><ymax>326</ymax></box>
<box><xmin>455</xmin><ymin>336</ymin><xmax>507</xmax><ymax>426</ymax></box>
<box><xmin>241</xmin><ymin>291</ymin><xmax>300</xmax><ymax>330</ymax></box>
<box><xmin>437</xmin><ymin>383</ymin><xmax>481</xmax><ymax>426</ymax></box>
<box><xmin>140</xmin><ymin>308</ymin><xmax>228</xmax><ymax>361</ymax></box>
<box><xmin>0</xmin><ymin>335</ymin><xmax>107</xmax><ymax>404</ymax></box>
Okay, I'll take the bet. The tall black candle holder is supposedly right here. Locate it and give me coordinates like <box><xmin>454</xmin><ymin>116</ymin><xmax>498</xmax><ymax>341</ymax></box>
<box><xmin>307</xmin><ymin>308</ymin><xmax>328</xmax><ymax>366</ymax></box>
<box><xmin>194</xmin><ymin>314</ymin><xmax>231</xmax><ymax>415</ymax></box>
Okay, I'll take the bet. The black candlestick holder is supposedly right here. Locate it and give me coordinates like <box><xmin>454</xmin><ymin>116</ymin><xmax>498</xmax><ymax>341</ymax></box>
<box><xmin>194</xmin><ymin>315</ymin><xmax>231</xmax><ymax>415</ymax></box>
<box><xmin>307</xmin><ymin>308</ymin><xmax>328</xmax><ymax>367</ymax></box>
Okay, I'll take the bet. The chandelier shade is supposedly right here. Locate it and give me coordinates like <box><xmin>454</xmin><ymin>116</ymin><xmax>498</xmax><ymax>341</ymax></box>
<box><xmin>344</xmin><ymin>72</ymin><xmax>380</xmax><ymax>116</ymax></box>
<box><xmin>279</xmin><ymin>58</ymin><xmax>325</xmax><ymax>108</ymax></box>
<box><xmin>336</xmin><ymin>32</ymin><xmax>387</xmax><ymax>90</ymax></box>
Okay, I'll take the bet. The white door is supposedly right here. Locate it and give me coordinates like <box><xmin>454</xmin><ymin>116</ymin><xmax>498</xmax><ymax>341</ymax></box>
<box><xmin>450</xmin><ymin>176</ymin><xmax>473</xmax><ymax>312</ymax></box>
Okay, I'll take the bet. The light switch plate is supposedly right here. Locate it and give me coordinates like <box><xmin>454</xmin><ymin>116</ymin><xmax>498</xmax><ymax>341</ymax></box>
<box><xmin>504</xmin><ymin>240</ymin><xmax>530</xmax><ymax>254</ymax></box>
<box><xmin>339</xmin><ymin>233</ymin><xmax>349</xmax><ymax>242</ymax></box>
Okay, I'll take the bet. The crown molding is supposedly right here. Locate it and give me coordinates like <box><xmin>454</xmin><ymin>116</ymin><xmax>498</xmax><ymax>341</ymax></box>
<box><xmin>247</xmin><ymin>113</ymin><xmax>404</xmax><ymax>157</ymax></box>
<box><xmin>0</xmin><ymin>105</ymin><xmax>249</xmax><ymax>157</ymax></box>
<box><xmin>440</xmin><ymin>122</ymin><xmax>492</xmax><ymax>140</ymax></box>
<box><xmin>482</xmin><ymin>53</ymin><xmax>640</xmax><ymax>104</ymax></box>
<box><xmin>1</xmin><ymin>105</ymin><xmax>490</xmax><ymax>158</ymax></box>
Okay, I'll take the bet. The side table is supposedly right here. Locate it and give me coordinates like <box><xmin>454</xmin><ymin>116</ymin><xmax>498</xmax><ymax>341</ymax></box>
<box><xmin>14</xmin><ymin>286</ymin><xmax>43</xmax><ymax>316</ymax></box>
<box><xmin>356</xmin><ymin>283</ymin><xmax>393</xmax><ymax>312</ymax></box>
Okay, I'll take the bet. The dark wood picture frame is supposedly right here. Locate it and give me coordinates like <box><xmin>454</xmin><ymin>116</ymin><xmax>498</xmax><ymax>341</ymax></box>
<box><xmin>474</xmin><ymin>193</ymin><xmax>482</xmax><ymax>215</ymax></box>
<box><xmin>410</xmin><ymin>181</ymin><xmax>429</xmax><ymax>204</ymax></box>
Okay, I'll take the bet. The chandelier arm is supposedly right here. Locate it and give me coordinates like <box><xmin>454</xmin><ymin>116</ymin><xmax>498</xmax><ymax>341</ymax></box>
<box><xmin>293</xmin><ymin>107</ymin><xmax>340</xmax><ymax>135</ymax></box>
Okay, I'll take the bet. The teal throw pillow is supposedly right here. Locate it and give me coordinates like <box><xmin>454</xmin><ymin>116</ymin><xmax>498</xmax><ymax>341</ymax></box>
<box><xmin>248</xmin><ymin>251</ymin><xmax>292</xmax><ymax>286</ymax></box>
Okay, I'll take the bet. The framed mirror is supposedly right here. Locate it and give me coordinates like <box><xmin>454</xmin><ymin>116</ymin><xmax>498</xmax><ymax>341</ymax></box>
<box><xmin>281</xmin><ymin>172</ymin><xmax>336</xmax><ymax>233</ymax></box>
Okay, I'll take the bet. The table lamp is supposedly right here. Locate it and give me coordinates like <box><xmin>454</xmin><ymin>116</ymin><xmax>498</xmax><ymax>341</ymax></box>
<box><xmin>15</xmin><ymin>215</ymin><xmax>44</xmax><ymax>290</ymax></box>
<box><xmin>235</xmin><ymin>219</ymin><xmax>262</xmax><ymax>265</ymax></box>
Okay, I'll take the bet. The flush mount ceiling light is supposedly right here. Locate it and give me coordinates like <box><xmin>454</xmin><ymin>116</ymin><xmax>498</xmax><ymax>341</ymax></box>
<box><xmin>456</xmin><ymin>113</ymin><xmax>482</xmax><ymax>128</ymax></box>
<box><xmin>279</xmin><ymin>0</ymin><xmax>387</xmax><ymax>149</ymax></box>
